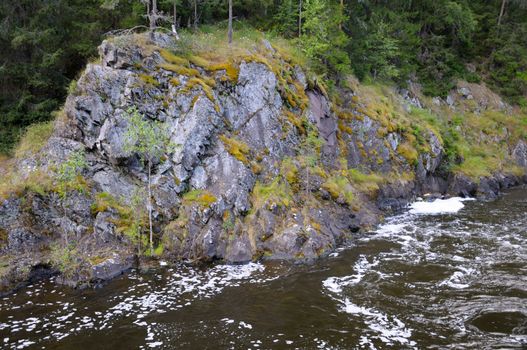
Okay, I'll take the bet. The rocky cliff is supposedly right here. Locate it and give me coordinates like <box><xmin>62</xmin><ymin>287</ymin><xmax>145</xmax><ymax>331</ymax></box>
<box><xmin>1</xmin><ymin>31</ymin><xmax>526</xmax><ymax>294</ymax></box>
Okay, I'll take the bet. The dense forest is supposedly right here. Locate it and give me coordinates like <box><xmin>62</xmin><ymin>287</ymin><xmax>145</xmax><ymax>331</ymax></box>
<box><xmin>1</xmin><ymin>0</ymin><xmax>526</xmax><ymax>154</ymax></box>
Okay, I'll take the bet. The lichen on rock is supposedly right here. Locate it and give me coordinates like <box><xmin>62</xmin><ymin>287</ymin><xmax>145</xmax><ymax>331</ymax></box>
<box><xmin>0</xmin><ymin>30</ymin><xmax>525</xmax><ymax>294</ymax></box>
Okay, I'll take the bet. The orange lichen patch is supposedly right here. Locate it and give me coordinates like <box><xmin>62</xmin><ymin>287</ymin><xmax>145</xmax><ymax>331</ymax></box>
<box><xmin>336</xmin><ymin>109</ymin><xmax>354</xmax><ymax>121</ymax></box>
<box><xmin>280</xmin><ymin>158</ymin><xmax>299</xmax><ymax>187</ymax></box>
<box><xmin>190</xmin><ymin>95</ymin><xmax>200</xmax><ymax>109</ymax></box>
<box><xmin>337</xmin><ymin>131</ymin><xmax>349</xmax><ymax>157</ymax></box>
<box><xmin>250</xmin><ymin>161</ymin><xmax>263</xmax><ymax>175</ymax></box>
<box><xmin>240</xmin><ymin>54</ymin><xmax>274</xmax><ymax>72</ymax></box>
<box><xmin>187</xmin><ymin>55</ymin><xmax>210</xmax><ymax>68</ymax></box>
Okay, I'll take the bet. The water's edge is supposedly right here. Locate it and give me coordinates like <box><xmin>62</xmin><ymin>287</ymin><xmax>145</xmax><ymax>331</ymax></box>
<box><xmin>0</xmin><ymin>187</ymin><xmax>526</xmax><ymax>349</ymax></box>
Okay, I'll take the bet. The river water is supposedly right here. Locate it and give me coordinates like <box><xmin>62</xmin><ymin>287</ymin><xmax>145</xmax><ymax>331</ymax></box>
<box><xmin>0</xmin><ymin>188</ymin><xmax>526</xmax><ymax>349</ymax></box>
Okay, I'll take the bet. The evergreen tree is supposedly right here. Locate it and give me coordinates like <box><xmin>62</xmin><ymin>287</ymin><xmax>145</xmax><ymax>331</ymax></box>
<box><xmin>1</xmin><ymin>0</ymin><xmax>527</xmax><ymax>155</ymax></box>
<box><xmin>300</xmin><ymin>0</ymin><xmax>350</xmax><ymax>75</ymax></box>
<box><xmin>353</xmin><ymin>20</ymin><xmax>400</xmax><ymax>81</ymax></box>
<box><xmin>273</xmin><ymin>0</ymin><xmax>298</xmax><ymax>38</ymax></box>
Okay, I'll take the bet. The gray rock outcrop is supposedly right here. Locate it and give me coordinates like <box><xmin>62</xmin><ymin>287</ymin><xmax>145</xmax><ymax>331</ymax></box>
<box><xmin>0</xmin><ymin>31</ymin><xmax>525</xmax><ymax>294</ymax></box>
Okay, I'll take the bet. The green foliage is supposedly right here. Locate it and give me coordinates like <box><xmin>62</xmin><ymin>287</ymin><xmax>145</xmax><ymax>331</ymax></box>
<box><xmin>300</xmin><ymin>122</ymin><xmax>324</xmax><ymax>168</ymax></box>
<box><xmin>123</xmin><ymin>107</ymin><xmax>173</xmax><ymax>165</ymax></box>
<box><xmin>322</xmin><ymin>175</ymin><xmax>355</xmax><ymax>206</ymax></box>
<box><xmin>58</xmin><ymin>150</ymin><xmax>88</xmax><ymax>183</ymax></box>
<box><xmin>352</xmin><ymin>20</ymin><xmax>401</xmax><ymax>81</ymax></box>
<box><xmin>91</xmin><ymin>191</ymin><xmax>148</xmax><ymax>250</ymax></box>
<box><xmin>3</xmin><ymin>0</ymin><xmax>527</xmax><ymax>154</ymax></box>
<box><xmin>273</xmin><ymin>0</ymin><xmax>298</xmax><ymax>37</ymax></box>
<box><xmin>251</xmin><ymin>178</ymin><xmax>292</xmax><ymax>210</ymax></box>
<box><xmin>123</xmin><ymin>106</ymin><xmax>174</xmax><ymax>255</ymax></box>
<box><xmin>300</xmin><ymin>0</ymin><xmax>350</xmax><ymax>75</ymax></box>
<box><xmin>14</xmin><ymin>121</ymin><xmax>54</xmax><ymax>158</ymax></box>
<box><xmin>0</xmin><ymin>148</ymin><xmax>88</xmax><ymax>201</ymax></box>
<box><xmin>280</xmin><ymin>158</ymin><xmax>299</xmax><ymax>188</ymax></box>
<box><xmin>0</xmin><ymin>0</ymin><xmax>144</xmax><ymax>154</ymax></box>
<box><xmin>347</xmin><ymin>168</ymin><xmax>384</xmax><ymax>194</ymax></box>
<box><xmin>49</xmin><ymin>243</ymin><xmax>81</xmax><ymax>279</ymax></box>
<box><xmin>55</xmin><ymin>150</ymin><xmax>89</xmax><ymax>198</ymax></box>
<box><xmin>153</xmin><ymin>243</ymin><xmax>164</xmax><ymax>257</ymax></box>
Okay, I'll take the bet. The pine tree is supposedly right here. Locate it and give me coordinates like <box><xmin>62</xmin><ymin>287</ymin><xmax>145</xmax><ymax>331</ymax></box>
<box><xmin>300</xmin><ymin>0</ymin><xmax>350</xmax><ymax>75</ymax></box>
<box><xmin>360</xmin><ymin>21</ymin><xmax>401</xmax><ymax>80</ymax></box>
<box><xmin>273</xmin><ymin>0</ymin><xmax>298</xmax><ymax>37</ymax></box>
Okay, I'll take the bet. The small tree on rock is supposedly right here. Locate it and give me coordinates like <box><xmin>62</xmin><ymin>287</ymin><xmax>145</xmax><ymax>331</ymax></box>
<box><xmin>57</xmin><ymin>150</ymin><xmax>88</xmax><ymax>246</ymax></box>
<box><xmin>123</xmin><ymin>107</ymin><xmax>173</xmax><ymax>256</ymax></box>
<box><xmin>300</xmin><ymin>122</ymin><xmax>323</xmax><ymax>197</ymax></box>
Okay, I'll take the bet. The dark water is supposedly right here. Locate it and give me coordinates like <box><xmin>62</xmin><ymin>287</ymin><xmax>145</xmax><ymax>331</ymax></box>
<box><xmin>1</xmin><ymin>189</ymin><xmax>526</xmax><ymax>349</ymax></box>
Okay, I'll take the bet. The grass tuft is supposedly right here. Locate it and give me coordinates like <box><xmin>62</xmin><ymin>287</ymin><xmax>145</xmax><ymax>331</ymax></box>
<box><xmin>219</xmin><ymin>135</ymin><xmax>250</xmax><ymax>164</ymax></box>
<box><xmin>15</xmin><ymin>121</ymin><xmax>54</xmax><ymax>158</ymax></box>
<box><xmin>182</xmin><ymin>189</ymin><xmax>217</xmax><ymax>208</ymax></box>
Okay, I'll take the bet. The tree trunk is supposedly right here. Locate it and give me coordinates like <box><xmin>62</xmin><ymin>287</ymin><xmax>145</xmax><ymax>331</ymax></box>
<box><xmin>149</xmin><ymin>0</ymin><xmax>158</xmax><ymax>30</ymax></box>
<box><xmin>172</xmin><ymin>0</ymin><xmax>180</xmax><ymax>39</ymax></box>
<box><xmin>62</xmin><ymin>203</ymin><xmax>69</xmax><ymax>247</ymax></box>
<box><xmin>138</xmin><ymin>225</ymin><xmax>142</xmax><ymax>256</ymax></box>
<box><xmin>64</xmin><ymin>225</ymin><xmax>69</xmax><ymax>247</ymax></box>
<box><xmin>173</xmin><ymin>1</ymin><xmax>177</xmax><ymax>27</ymax></box>
<box><xmin>228</xmin><ymin>0</ymin><xmax>233</xmax><ymax>44</ymax></box>
<box><xmin>194</xmin><ymin>0</ymin><xmax>198</xmax><ymax>30</ymax></box>
<box><xmin>298</xmin><ymin>0</ymin><xmax>303</xmax><ymax>37</ymax></box>
<box><xmin>146</xmin><ymin>0</ymin><xmax>151</xmax><ymax>28</ymax></box>
<box><xmin>498</xmin><ymin>0</ymin><xmax>507</xmax><ymax>27</ymax></box>
<box><xmin>147</xmin><ymin>160</ymin><xmax>154</xmax><ymax>256</ymax></box>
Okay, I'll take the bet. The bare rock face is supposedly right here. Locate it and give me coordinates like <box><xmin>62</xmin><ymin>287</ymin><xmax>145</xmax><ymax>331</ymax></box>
<box><xmin>514</xmin><ymin>141</ymin><xmax>527</xmax><ymax>169</ymax></box>
<box><xmin>0</xmin><ymin>32</ymin><xmax>525</xmax><ymax>293</ymax></box>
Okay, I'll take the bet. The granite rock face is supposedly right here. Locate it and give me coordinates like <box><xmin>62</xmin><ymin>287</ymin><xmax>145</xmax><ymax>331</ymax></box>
<box><xmin>514</xmin><ymin>141</ymin><xmax>527</xmax><ymax>169</ymax></box>
<box><xmin>0</xmin><ymin>32</ymin><xmax>525</xmax><ymax>293</ymax></box>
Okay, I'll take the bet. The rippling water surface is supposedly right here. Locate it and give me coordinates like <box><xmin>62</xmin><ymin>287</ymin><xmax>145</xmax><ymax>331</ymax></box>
<box><xmin>1</xmin><ymin>188</ymin><xmax>526</xmax><ymax>349</ymax></box>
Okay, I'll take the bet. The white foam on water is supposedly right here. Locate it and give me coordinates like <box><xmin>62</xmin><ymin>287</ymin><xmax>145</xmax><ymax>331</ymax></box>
<box><xmin>323</xmin><ymin>256</ymin><xmax>416</xmax><ymax>348</ymax></box>
<box><xmin>322</xmin><ymin>256</ymin><xmax>379</xmax><ymax>294</ymax></box>
<box><xmin>341</xmin><ymin>298</ymin><xmax>416</xmax><ymax>348</ymax></box>
<box><xmin>409</xmin><ymin>197</ymin><xmax>473</xmax><ymax>215</ymax></box>
<box><xmin>438</xmin><ymin>266</ymin><xmax>475</xmax><ymax>289</ymax></box>
<box><xmin>0</xmin><ymin>262</ymin><xmax>271</xmax><ymax>350</ymax></box>
<box><xmin>239</xmin><ymin>321</ymin><xmax>253</xmax><ymax>329</ymax></box>
<box><xmin>223</xmin><ymin>319</ymin><xmax>236</xmax><ymax>326</ymax></box>
<box><xmin>375</xmin><ymin>223</ymin><xmax>407</xmax><ymax>235</ymax></box>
